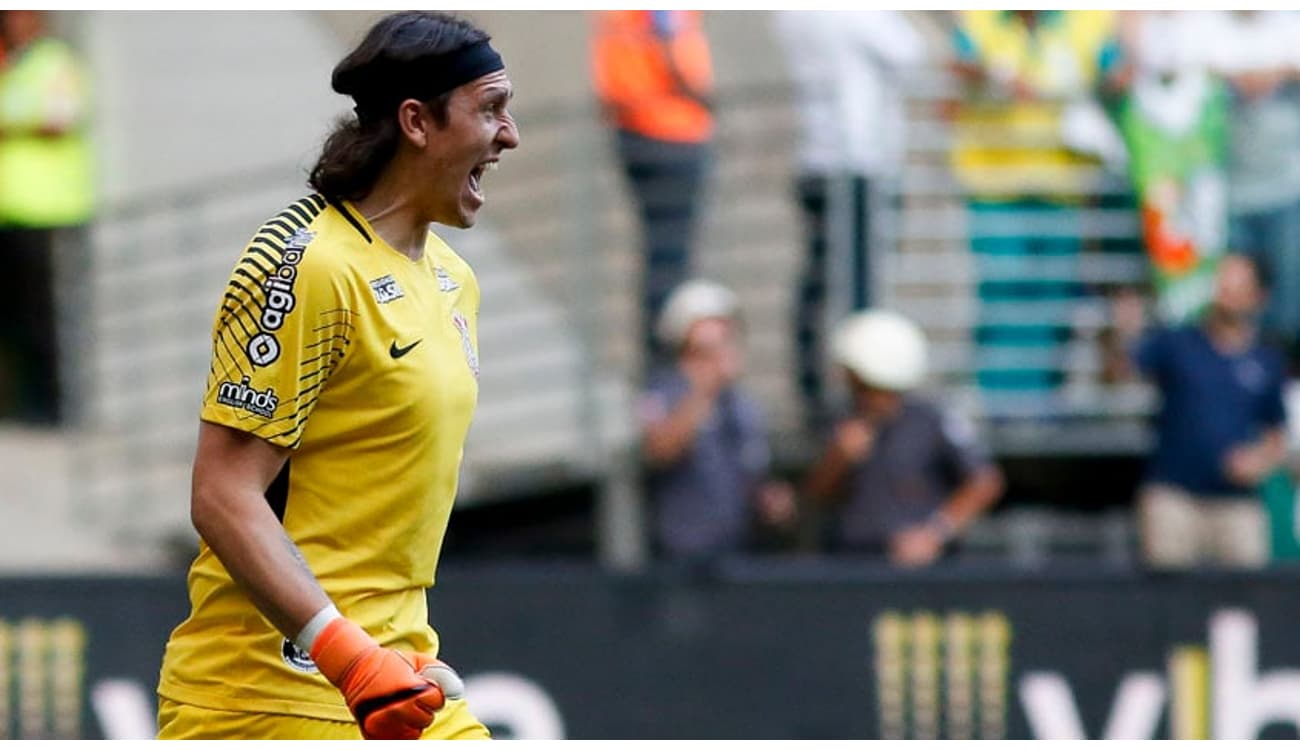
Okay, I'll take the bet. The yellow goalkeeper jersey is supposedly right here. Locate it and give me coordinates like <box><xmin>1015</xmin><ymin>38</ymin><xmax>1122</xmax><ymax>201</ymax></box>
<box><xmin>157</xmin><ymin>194</ymin><xmax>481</xmax><ymax>720</ymax></box>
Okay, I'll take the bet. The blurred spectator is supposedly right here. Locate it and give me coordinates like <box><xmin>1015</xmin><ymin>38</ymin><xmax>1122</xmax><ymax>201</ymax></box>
<box><xmin>770</xmin><ymin>11</ymin><xmax>928</xmax><ymax>433</ymax></box>
<box><xmin>1217</xmin><ymin>11</ymin><xmax>1300</xmax><ymax>366</ymax></box>
<box><xmin>1108</xmin><ymin>254</ymin><xmax>1287</xmax><ymax>569</ymax></box>
<box><xmin>803</xmin><ymin>310</ymin><xmax>1004</xmax><ymax>567</ymax></box>
<box><xmin>638</xmin><ymin>280</ymin><xmax>796</xmax><ymax>563</ymax></box>
<box><xmin>590</xmin><ymin>11</ymin><xmax>714</xmax><ymax>371</ymax></box>
<box><xmin>949</xmin><ymin>11</ymin><xmax>1121</xmax><ymax>397</ymax></box>
<box><xmin>1112</xmin><ymin>11</ymin><xmax>1230</xmax><ymax>325</ymax></box>
<box><xmin>0</xmin><ymin>10</ymin><xmax>93</xmax><ymax>424</ymax></box>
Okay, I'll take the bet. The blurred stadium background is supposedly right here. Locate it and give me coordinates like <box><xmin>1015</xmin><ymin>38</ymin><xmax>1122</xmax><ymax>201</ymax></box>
<box><xmin>2</xmin><ymin>9</ymin><xmax>1300</xmax><ymax>740</ymax></box>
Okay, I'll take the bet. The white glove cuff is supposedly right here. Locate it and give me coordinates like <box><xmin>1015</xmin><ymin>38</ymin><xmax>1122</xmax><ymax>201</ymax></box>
<box><xmin>294</xmin><ymin>603</ymin><xmax>342</xmax><ymax>654</ymax></box>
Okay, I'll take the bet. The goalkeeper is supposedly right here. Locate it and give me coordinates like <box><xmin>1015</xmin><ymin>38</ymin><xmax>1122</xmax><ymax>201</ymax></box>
<box><xmin>155</xmin><ymin>11</ymin><xmax>519</xmax><ymax>740</ymax></box>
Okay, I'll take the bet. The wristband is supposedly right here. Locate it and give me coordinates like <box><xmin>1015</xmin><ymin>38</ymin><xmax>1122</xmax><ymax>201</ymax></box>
<box><xmin>294</xmin><ymin>603</ymin><xmax>342</xmax><ymax>654</ymax></box>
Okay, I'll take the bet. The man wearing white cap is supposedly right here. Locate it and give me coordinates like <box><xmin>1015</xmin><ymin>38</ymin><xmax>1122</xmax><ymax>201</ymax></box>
<box><xmin>638</xmin><ymin>279</ymin><xmax>796</xmax><ymax>561</ymax></box>
<box><xmin>804</xmin><ymin>310</ymin><xmax>1004</xmax><ymax>566</ymax></box>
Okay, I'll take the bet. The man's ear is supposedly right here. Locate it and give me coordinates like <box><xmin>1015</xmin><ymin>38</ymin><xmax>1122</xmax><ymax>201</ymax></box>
<box><xmin>395</xmin><ymin>99</ymin><xmax>429</xmax><ymax>149</ymax></box>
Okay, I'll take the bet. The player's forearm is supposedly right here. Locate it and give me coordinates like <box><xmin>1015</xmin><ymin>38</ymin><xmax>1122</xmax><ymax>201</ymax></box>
<box><xmin>191</xmin><ymin>482</ymin><xmax>332</xmax><ymax>640</ymax></box>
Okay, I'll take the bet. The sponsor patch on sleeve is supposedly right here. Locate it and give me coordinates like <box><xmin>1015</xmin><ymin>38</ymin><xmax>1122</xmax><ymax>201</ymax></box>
<box><xmin>216</xmin><ymin>376</ymin><xmax>280</xmax><ymax>419</ymax></box>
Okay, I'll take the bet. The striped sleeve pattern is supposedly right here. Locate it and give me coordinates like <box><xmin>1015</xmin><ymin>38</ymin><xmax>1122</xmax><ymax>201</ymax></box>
<box><xmin>201</xmin><ymin>194</ymin><xmax>352</xmax><ymax>448</ymax></box>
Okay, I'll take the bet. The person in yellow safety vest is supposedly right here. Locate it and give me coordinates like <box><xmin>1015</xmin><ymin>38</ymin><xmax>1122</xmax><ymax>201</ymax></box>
<box><xmin>0</xmin><ymin>9</ymin><xmax>94</xmax><ymax>424</ymax></box>
<box><xmin>590</xmin><ymin>10</ymin><xmax>715</xmax><ymax>371</ymax></box>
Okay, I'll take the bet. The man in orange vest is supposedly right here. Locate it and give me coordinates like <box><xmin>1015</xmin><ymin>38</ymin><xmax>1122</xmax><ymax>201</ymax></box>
<box><xmin>591</xmin><ymin>10</ymin><xmax>715</xmax><ymax>369</ymax></box>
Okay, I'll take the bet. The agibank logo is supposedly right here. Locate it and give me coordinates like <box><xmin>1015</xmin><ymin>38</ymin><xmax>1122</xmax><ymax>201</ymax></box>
<box><xmin>245</xmin><ymin>228</ymin><xmax>314</xmax><ymax>367</ymax></box>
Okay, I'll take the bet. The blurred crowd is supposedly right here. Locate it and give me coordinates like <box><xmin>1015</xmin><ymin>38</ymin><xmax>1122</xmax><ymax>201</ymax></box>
<box><xmin>4</xmin><ymin>10</ymin><xmax>1300</xmax><ymax>574</ymax></box>
<box><xmin>591</xmin><ymin>10</ymin><xmax>1300</xmax><ymax>572</ymax></box>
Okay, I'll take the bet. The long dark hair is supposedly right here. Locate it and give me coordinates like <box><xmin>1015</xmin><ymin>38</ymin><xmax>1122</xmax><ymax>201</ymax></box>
<box><xmin>308</xmin><ymin>12</ymin><xmax>491</xmax><ymax>202</ymax></box>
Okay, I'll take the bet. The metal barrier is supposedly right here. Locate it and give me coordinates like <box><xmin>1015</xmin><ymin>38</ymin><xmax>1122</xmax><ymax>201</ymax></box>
<box><xmin>875</xmin><ymin>69</ymin><xmax>1156</xmax><ymax>457</ymax></box>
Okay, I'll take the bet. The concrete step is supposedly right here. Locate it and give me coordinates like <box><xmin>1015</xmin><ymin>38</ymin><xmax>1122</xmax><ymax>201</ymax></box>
<box><xmin>0</xmin><ymin>426</ymin><xmax>166</xmax><ymax>572</ymax></box>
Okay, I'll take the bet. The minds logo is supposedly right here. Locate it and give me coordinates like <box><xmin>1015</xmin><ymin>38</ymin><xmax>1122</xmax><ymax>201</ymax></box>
<box><xmin>217</xmin><ymin>376</ymin><xmax>279</xmax><ymax>419</ymax></box>
<box><xmin>246</xmin><ymin>229</ymin><xmax>314</xmax><ymax>367</ymax></box>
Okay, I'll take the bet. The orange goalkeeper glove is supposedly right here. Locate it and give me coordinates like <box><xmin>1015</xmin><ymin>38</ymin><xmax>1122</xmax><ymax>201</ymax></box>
<box><xmin>310</xmin><ymin>618</ymin><xmax>445</xmax><ymax>740</ymax></box>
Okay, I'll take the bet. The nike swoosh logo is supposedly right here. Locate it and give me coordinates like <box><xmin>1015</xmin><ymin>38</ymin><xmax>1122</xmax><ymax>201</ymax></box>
<box><xmin>390</xmin><ymin>339</ymin><xmax>422</xmax><ymax>359</ymax></box>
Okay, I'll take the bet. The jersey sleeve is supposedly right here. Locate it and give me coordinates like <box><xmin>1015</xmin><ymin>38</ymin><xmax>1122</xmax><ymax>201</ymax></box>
<box><xmin>200</xmin><ymin>211</ymin><xmax>353</xmax><ymax>449</ymax></box>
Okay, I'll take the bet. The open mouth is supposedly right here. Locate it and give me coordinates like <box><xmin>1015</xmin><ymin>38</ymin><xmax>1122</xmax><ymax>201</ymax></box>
<box><xmin>467</xmin><ymin>159</ymin><xmax>498</xmax><ymax>201</ymax></box>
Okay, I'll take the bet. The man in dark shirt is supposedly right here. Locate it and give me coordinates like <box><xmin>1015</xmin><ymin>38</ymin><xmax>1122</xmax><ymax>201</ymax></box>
<box><xmin>804</xmin><ymin>310</ymin><xmax>1004</xmax><ymax>565</ymax></box>
<box><xmin>639</xmin><ymin>280</ymin><xmax>795</xmax><ymax>561</ymax></box>
<box><xmin>1116</xmin><ymin>253</ymin><xmax>1288</xmax><ymax>569</ymax></box>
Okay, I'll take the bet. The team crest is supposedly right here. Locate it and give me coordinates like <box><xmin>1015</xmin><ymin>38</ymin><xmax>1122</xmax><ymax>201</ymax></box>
<box><xmin>436</xmin><ymin>266</ymin><xmax>461</xmax><ymax>293</ymax></box>
<box><xmin>281</xmin><ymin>638</ymin><xmax>319</xmax><ymax>673</ymax></box>
<box><xmin>451</xmin><ymin>310</ymin><xmax>479</xmax><ymax>378</ymax></box>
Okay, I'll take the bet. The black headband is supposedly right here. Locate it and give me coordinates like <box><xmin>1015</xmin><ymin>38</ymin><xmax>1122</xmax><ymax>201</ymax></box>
<box><xmin>352</xmin><ymin>40</ymin><xmax>505</xmax><ymax>122</ymax></box>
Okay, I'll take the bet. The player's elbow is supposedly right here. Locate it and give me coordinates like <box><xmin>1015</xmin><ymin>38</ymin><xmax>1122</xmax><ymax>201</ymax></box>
<box><xmin>190</xmin><ymin>473</ymin><xmax>222</xmax><ymax>540</ymax></box>
<box><xmin>190</xmin><ymin>468</ymin><xmax>243</xmax><ymax>542</ymax></box>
